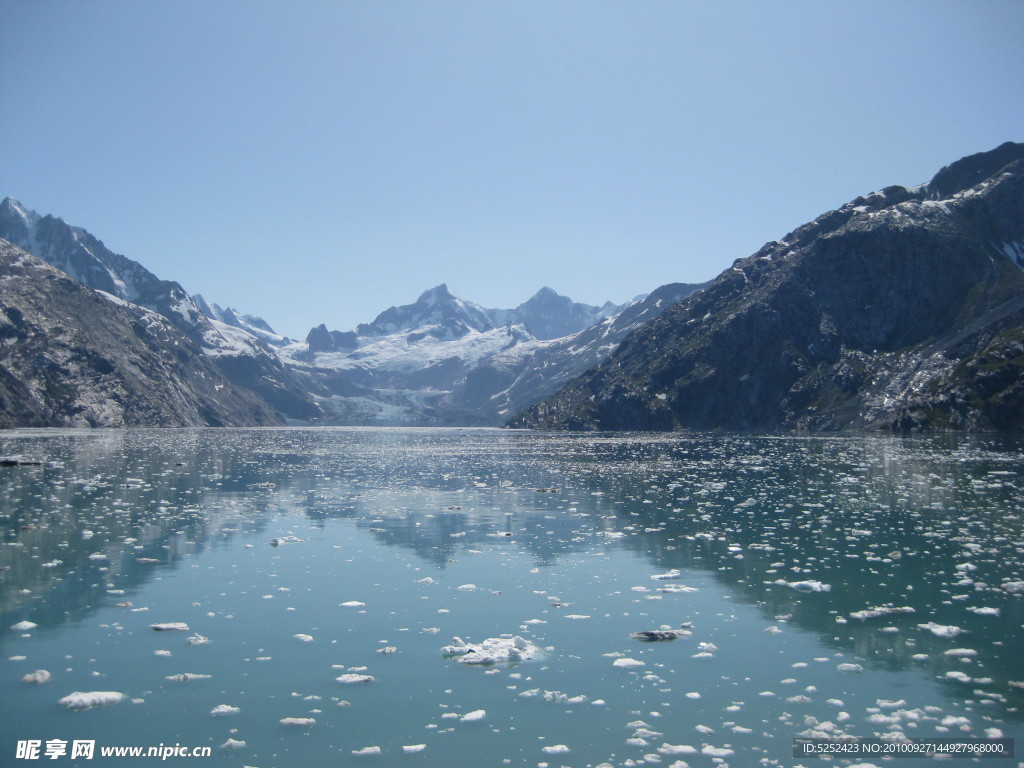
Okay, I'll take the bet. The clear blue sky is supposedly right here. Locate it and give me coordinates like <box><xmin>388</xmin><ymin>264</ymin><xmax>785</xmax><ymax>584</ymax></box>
<box><xmin>3</xmin><ymin>1</ymin><xmax>1023</xmax><ymax>338</ymax></box>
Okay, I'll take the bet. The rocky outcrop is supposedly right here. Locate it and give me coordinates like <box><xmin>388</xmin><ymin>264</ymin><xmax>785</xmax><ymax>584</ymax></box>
<box><xmin>511</xmin><ymin>142</ymin><xmax>1024</xmax><ymax>432</ymax></box>
<box><xmin>0</xmin><ymin>240</ymin><xmax>283</xmax><ymax>427</ymax></box>
<box><xmin>0</xmin><ymin>197</ymin><xmax>320</xmax><ymax>422</ymax></box>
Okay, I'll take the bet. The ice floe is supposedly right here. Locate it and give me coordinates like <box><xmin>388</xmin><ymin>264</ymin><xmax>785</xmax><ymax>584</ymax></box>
<box><xmin>22</xmin><ymin>669</ymin><xmax>51</xmax><ymax>684</ymax></box>
<box><xmin>917</xmin><ymin>622</ymin><xmax>963</xmax><ymax>638</ymax></box>
<box><xmin>336</xmin><ymin>673</ymin><xmax>375</xmax><ymax>684</ymax></box>
<box><xmin>442</xmin><ymin>635</ymin><xmax>539</xmax><ymax>665</ymax></box>
<box><xmin>58</xmin><ymin>691</ymin><xmax>124</xmax><ymax>710</ymax></box>
<box><xmin>10</xmin><ymin>620</ymin><xmax>37</xmax><ymax>631</ymax></box>
<box><xmin>280</xmin><ymin>717</ymin><xmax>316</xmax><ymax>726</ymax></box>
<box><xmin>150</xmin><ymin>622</ymin><xmax>189</xmax><ymax>632</ymax></box>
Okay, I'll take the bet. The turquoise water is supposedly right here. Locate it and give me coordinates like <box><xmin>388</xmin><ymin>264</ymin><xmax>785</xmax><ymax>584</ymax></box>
<box><xmin>1</xmin><ymin>428</ymin><xmax>1022</xmax><ymax>767</ymax></box>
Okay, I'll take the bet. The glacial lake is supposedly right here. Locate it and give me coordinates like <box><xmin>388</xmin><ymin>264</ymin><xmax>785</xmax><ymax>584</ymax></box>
<box><xmin>1</xmin><ymin>427</ymin><xmax>1022</xmax><ymax>767</ymax></box>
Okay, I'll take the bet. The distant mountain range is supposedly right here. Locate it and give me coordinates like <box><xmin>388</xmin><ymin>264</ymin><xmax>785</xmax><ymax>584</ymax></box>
<box><xmin>2</xmin><ymin>141</ymin><xmax>1022</xmax><ymax>431</ymax></box>
<box><xmin>512</xmin><ymin>141</ymin><xmax>1024</xmax><ymax>432</ymax></box>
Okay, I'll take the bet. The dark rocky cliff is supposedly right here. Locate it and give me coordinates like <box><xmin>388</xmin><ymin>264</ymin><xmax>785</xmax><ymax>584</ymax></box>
<box><xmin>0</xmin><ymin>240</ymin><xmax>283</xmax><ymax>427</ymax></box>
<box><xmin>511</xmin><ymin>142</ymin><xmax>1024</xmax><ymax>432</ymax></box>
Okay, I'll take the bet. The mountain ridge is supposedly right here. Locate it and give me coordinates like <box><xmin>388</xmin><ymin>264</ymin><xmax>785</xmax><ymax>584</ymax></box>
<box><xmin>510</xmin><ymin>141</ymin><xmax>1024</xmax><ymax>432</ymax></box>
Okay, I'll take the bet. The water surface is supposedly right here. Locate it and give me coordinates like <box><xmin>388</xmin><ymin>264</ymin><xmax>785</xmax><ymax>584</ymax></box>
<box><xmin>1</xmin><ymin>428</ymin><xmax>1022</xmax><ymax>767</ymax></box>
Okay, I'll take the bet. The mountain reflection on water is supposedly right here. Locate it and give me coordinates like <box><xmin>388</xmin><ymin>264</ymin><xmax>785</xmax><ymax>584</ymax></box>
<box><xmin>1</xmin><ymin>428</ymin><xmax>1021</xmax><ymax>766</ymax></box>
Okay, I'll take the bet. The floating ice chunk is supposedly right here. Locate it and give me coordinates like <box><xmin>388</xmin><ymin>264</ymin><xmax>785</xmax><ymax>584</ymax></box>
<box><xmin>542</xmin><ymin>744</ymin><xmax>570</xmax><ymax>754</ymax></box>
<box><xmin>659</xmin><ymin>743</ymin><xmax>697</xmax><ymax>755</ymax></box>
<box><xmin>336</xmin><ymin>673</ymin><xmax>374</xmax><ymax>684</ymax></box>
<box><xmin>22</xmin><ymin>670</ymin><xmax>51</xmax><ymax>684</ymax></box>
<box><xmin>154</xmin><ymin>650</ymin><xmax>172</xmax><ymax>657</ymax></box>
<box><xmin>849</xmin><ymin>605</ymin><xmax>915</xmax><ymax>620</ymax></box>
<box><xmin>293</xmin><ymin>634</ymin><xmax>314</xmax><ymax>642</ymax></box>
<box><xmin>457</xmin><ymin>584</ymin><xmax>477</xmax><ymax>591</ymax></box>
<box><xmin>165</xmin><ymin>673</ymin><xmax>211</xmax><ymax>681</ymax></box>
<box><xmin>966</xmin><ymin>606</ymin><xmax>999</xmax><ymax>616</ymax></box>
<box><xmin>651</xmin><ymin>569</ymin><xmax>682</xmax><ymax>580</ymax></box>
<box><xmin>10</xmin><ymin>621</ymin><xmax>37</xmax><ymax>631</ymax></box>
<box><xmin>764</xmin><ymin>625</ymin><xmax>782</xmax><ymax>635</ymax></box>
<box><xmin>633</xmin><ymin>624</ymin><xmax>692</xmax><ymax>642</ymax></box>
<box><xmin>352</xmin><ymin>746</ymin><xmax>381</xmax><ymax>756</ymax></box>
<box><xmin>210</xmin><ymin>704</ymin><xmax>240</xmax><ymax>716</ymax></box>
<box><xmin>837</xmin><ymin>663</ymin><xmax>863</xmax><ymax>673</ymax></box>
<box><xmin>613</xmin><ymin>658</ymin><xmax>645</xmax><ymax>668</ymax></box>
<box><xmin>460</xmin><ymin>709</ymin><xmax>486</xmax><ymax>722</ymax></box>
<box><xmin>416</xmin><ymin>577</ymin><xmax>435</xmax><ymax>585</ymax></box>
<box><xmin>402</xmin><ymin>744</ymin><xmax>426</xmax><ymax>753</ymax></box>
<box><xmin>340</xmin><ymin>601</ymin><xmax>365</xmax><ymax>608</ymax></box>
<box><xmin>918</xmin><ymin>622</ymin><xmax>963</xmax><ymax>638</ymax></box>
<box><xmin>58</xmin><ymin>691</ymin><xmax>124</xmax><ymax>710</ymax></box>
<box><xmin>776</xmin><ymin>579</ymin><xmax>831</xmax><ymax>592</ymax></box>
<box><xmin>658</xmin><ymin>584</ymin><xmax>698</xmax><ymax>593</ymax></box>
<box><xmin>220</xmin><ymin>738</ymin><xmax>245</xmax><ymax>750</ymax></box>
<box><xmin>376</xmin><ymin>646</ymin><xmax>397</xmax><ymax>654</ymax></box>
<box><xmin>280</xmin><ymin>717</ymin><xmax>316</xmax><ymax>726</ymax></box>
<box><xmin>187</xmin><ymin>634</ymin><xmax>209</xmax><ymax>646</ymax></box>
<box><xmin>944</xmin><ymin>648</ymin><xmax>978</xmax><ymax>656</ymax></box>
<box><xmin>442</xmin><ymin>635</ymin><xmax>539</xmax><ymax>665</ymax></box>
<box><xmin>701</xmin><ymin>745</ymin><xmax>734</xmax><ymax>757</ymax></box>
<box><xmin>151</xmin><ymin>622</ymin><xmax>189</xmax><ymax>632</ymax></box>
<box><xmin>564</xmin><ymin>614</ymin><xmax>591</xmax><ymax>620</ymax></box>
<box><xmin>946</xmin><ymin>671</ymin><xmax>972</xmax><ymax>683</ymax></box>
<box><xmin>269</xmin><ymin>535</ymin><xmax>305</xmax><ymax>546</ymax></box>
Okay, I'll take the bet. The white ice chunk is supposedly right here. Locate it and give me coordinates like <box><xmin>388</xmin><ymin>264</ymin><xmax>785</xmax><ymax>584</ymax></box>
<box><xmin>918</xmin><ymin>622</ymin><xmax>963</xmax><ymax>638</ymax></box>
<box><xmin>22</xmin><ymin>670</ymin><xmax>51</xmax><ymax>684</ymax></box>
<box><xmin>150</xmin><ymin>622</ymin><xmax>189</xmax><ymax>632</ymax></box>
<box><xmin>613</xmin><ymin>658</ymin><xmax>645</xmax><ymax>668</ymax></box>
<box><xmin>441</xmin><ymin>635</ymin><xmax>540</xmax><ymax>665</ymax></box>
<box><xmin>403</xmin><ymin>744</ymin><xmax>426</xmax><ymax>753</ymax></box>
<box><xmin>210</xmin><ymin>704</ymin><xmax>240</xmax><ymax>716</ymax></box>
<box><xmin>280</xmin><ymin>717</ymin><xmax>316</xmax><ymax>726</ymax></box>
<box><xmin>336</xmin><ymin>673</ymin><xmax>375</xmax><ymax>684</ymax></box>
<box><xmin>10</xmin><ymin>621</ymin><xmax>37</xmax><ymax>631</ymax></box>
<box><xmin>460</xmin><ymin>709</ymin><xmax>486</xmax><ymax>721</ymax></box>
<box><xmin>58</xmin><ymin>691</ymin><xmax>124</xmax><ymax>710</ymax></box>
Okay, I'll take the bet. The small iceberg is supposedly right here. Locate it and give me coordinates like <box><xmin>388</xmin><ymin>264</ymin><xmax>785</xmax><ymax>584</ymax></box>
<box><xmin>632</xmin><ymin>623</ymin><xmax>693</xmax><ymax>642</ymax></box>
<box><xmin>210</xmin><ymin>704</ymin><xmax>240</xmax><ymax>716</ymax></box>
<box><xmin>441</xmin><ymin>635</ymin><xmax>539</xmax><ymax>665</ymax></box>
<box><xmin>150</xmin><ymin>622</ymin><xmax>189</xmax><ymax>632</ymax></box>
<box><xmin>220</xmin><ymin>738</ymin><xmax>246</xmax><ymax>750</ymax></box>
<box><xmin>58</xmin><ymin>691</ymin><xmax>124</xmax><ymax>710</ymax></box>
<box><xmin>22</xmin><ymin>670</ymin><xmax>51</xmax><ymax>684</ymax></box>
<box><xmin>402</xmin><ymin>744</ymin><xmax>426</xmax><ymax>753</ymax></box>
<box><xmin>775</xmin><ymin>579</ymin><xmax>831</xmax><ymax>592</ymax></box>
<box><xmin>165</xmin><ymin>673</ymin><xmax>212</xmax><ymax>681</ymax></box>
<box><xmin>187</xmin><ymin>634</ymin><xmax>209</xmax><ymax>646</ymax></box>
<box><xmin>460</xmin><ymin>709</ymin><xmax>486</xmax><ymax>722</ymax></box>
<box><xmin>336</xmin><ymin>673</ymin><xmax>375</xmax><ymax>684</ymax></box>
<box><xmin>651</xmin><ymin>569</ymin><xmax>682</xmax><ymax>580</ymax></box>
<box><xmin>11</xmin><ymin>620</ymin><xmax>37</xmax><ymax>632</ymax></box>
<box><xmin>613</xmin><ymin>657</ymin><xmax>645</xmax><ymax>668</ymax></box>
<box><xmin>352</xmin><ymin>746</ymin><xmax>381</xmax><ymax>756</ymax></box>
<box><xmin>280</xmin><ymin>717</ymin><xmax>316</xmax><ymax>726</ymax></box>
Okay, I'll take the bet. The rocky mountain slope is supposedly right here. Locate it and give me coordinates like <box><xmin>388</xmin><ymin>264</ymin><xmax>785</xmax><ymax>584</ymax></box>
<box><xmin>0</xmin><ymin>198</ymin><xmax>318</xmax><ymax>421</ymax></box>
<box><xmin>0</xmin><ymin>240</ymin><xmax>283</xmax><ymax>427</ymax></box>
<box><xmin>511</xmin><ymin>142</ymin><xmax>1024</xmax><ymax>432</ymax></box>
